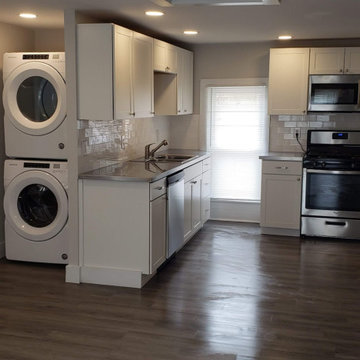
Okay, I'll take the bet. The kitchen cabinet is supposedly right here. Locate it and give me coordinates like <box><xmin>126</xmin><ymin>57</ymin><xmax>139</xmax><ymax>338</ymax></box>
<box><xmin>177</xmin><ymin>47</ymin><xmax>194</xmax><ymax>115</ymax></box>
<box><xmin>153</xmin><ymin>39</ymin><xmax>177</xmax><ymax>73</ymax></box>
<box><xmin>150</xmin><ymin>193</ymin><xmax>167</xmax><ymax>273</ymax></box>
<box><xmin>77</xmin><ymin>23</ymin><xmax>153</xmax><ymax>121</ymax></box>
<box><xmin>268</xmin><ymin>48</ymin><xmax>310</xmax><ymax>115</ymax></box>
<box><xmin>309</xmin><ymin>47</ymin><xmax>360</xmax><ymax>74</ymax></box>
<box><xmin>260</xmin><ymin>160</ymin><xmax>302</xmax><ymax>236</ymax></box>
<box><xmin>154</xmin><ymin>46</ymin><xmax>193</xmax><ymax>115</ymax></box>
<box><xmin>201</xmin><ymin>157</ymin><xmax>211</xmax><ymax>225</ymax></box>
<box><xmin>79</xmin><ymin>177</ymin><xmax>166</xmax><ymax>288</ymax></box>
<box><xmin>184</xmin><ymin>162</ymin><xmax>203</xmax><ymax>242</ymax></box>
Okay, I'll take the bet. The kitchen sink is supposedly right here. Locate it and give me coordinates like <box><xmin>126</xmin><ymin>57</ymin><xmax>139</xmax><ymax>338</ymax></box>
<box><xmin>130</xmin><ymin>154</ymin><xmax>198</xmax><ymax>164</ymax></box>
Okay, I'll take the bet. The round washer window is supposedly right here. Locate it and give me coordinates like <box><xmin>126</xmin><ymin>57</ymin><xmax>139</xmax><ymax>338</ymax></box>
<box><xmin>17</xmin><ymin>184</ymin><xmax>58</xmax><ymax>228</ymax></box>
<box><xmin>16</xmin><ymin>76</ymin><xmax>58</xmax><ymax>123</ymax></box>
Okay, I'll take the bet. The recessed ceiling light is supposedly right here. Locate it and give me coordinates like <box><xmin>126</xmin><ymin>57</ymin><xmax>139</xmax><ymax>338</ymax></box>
<box><xmin>184</xmin><ymin>30</ymin><xmax>198</xmax><ymax>35</ymax></box>
<box><xmin>145</xmin><ymin>10</ymin><xmax>164</xmax><ymax>16</ymax></box>
<box><xmin>278</xmin><ymin>35</ymin><xmax>292</xmax><ymax>40</ymax></box>
<box><xmin>19</xmin><ymin>13</ymin><xmax>37</xmax><ymax>19</ymax></box>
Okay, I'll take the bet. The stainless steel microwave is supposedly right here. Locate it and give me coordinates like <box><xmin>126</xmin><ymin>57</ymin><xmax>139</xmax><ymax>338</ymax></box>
<box><xmin>308</xmin><ymin>75</ymin><xmax>360</xmax><ymax>112</ymax></box>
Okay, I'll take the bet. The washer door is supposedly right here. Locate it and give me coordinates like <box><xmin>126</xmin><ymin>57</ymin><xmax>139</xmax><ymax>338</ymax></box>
<box><xmin>3</xmin><ymin>62</ymin><xmax>66</xmax><ymax>136</ymax></box>
<box><xmin>4</xmin><ymin>171</ymin><xmax>68</xmax><ymax>241</ymax></box>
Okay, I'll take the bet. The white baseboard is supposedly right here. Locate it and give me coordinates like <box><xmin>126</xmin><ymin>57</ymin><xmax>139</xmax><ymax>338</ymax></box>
<box><xmin>65</xmin><ymin>265</ymin><xmax>81</xmax><ymax>283</ymax></box>
<box><xmin>80</xmin><ymin>265</ymin><xmax>147</xmax><ymax>288</ymax></box>
<box><xmin>261</xmin><ymin>227</ymin><xmax>300</xmax><ymax>237</ymax></box>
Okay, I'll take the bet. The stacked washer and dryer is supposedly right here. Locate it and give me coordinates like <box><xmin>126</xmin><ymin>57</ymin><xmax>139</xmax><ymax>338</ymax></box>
<box><xmin>2</xmin><ymin>52</ymin><xmax>69</xmax><ymax>264</ymax></box>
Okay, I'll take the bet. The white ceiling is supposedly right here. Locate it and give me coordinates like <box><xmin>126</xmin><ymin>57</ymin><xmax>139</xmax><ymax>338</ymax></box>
<box><xmin>0</xmin><ymin>0</ymin><xmax>360</xmax><ymax>44</ymax></box>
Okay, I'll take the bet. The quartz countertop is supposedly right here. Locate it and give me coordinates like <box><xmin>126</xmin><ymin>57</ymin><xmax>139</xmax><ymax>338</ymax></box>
<box><xmin>79</xmin><ymin>149</ymin><xmax>210</xmax><ymax>182</ymax></box>
<box><xmin>259</xmin><ymin>152</ymin><xmax>304</xmax><ymax>161</ymax></box>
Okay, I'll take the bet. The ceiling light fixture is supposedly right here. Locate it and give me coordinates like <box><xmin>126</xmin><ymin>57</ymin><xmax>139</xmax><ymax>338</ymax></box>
<box><xmin>278</xmin><ymin>35</ymin><xmax>292</xmax><ymax>40</ymax></box>
<box><xmin>19</xmin><ymin>13</ymin><xmax>37</xmax><ymax>19</ymax></box>
<box><xmin>145</xmin><ymin>10</ymin><xmax>164</xmax><ymax>16</ymax></box>
<box><xmin>184</xmin><ymin>30</ymin><xmax>198</xmax><ymax>35</ymax></box>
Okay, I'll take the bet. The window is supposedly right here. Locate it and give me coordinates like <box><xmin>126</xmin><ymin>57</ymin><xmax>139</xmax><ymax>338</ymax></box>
<box><xmin>208</xmin><ymin>85</ymin><xmax>268</xmax><ymax>201</ymax></box>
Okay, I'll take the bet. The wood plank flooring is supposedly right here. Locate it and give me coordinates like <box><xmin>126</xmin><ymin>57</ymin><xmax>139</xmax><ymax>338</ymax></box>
<box><xmin>0</xmin><ymin>220</ymin><xmax>360</xmax><ymax>359</ymax></box>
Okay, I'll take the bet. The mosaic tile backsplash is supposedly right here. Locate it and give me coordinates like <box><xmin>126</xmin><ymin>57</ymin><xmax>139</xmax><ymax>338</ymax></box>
<box><xmin>270</xmin><ymin>113</ymin><xmax>360</xmax><ymax>153</ymax></box>
<box><xmin>78</xmin><ymin>116</ymin><xmax>170</xmax><ymax>173</ymax></box>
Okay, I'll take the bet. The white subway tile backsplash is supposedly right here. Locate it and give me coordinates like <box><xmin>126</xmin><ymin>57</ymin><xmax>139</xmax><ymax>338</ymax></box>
<box><xmin>270</xmin><ymin>113</ymin><xmax>360</xmax><ymax>152</ymax></box>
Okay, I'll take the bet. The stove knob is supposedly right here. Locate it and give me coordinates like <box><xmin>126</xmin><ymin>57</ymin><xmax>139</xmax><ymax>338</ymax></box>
<box><xmin>321</xmin><ymin>161</ymin><xmax>326</xmax><ymax>168</ymax></box>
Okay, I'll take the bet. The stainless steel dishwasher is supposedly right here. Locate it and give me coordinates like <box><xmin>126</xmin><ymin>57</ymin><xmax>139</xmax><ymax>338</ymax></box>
<box><xmin>167</xmin><ymin>170</ymin><xmax>185</xmax><ymax>258</ymax></box>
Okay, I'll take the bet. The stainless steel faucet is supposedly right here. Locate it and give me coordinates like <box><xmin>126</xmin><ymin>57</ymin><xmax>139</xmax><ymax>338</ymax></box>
<box><xmin>145</xmin><ymin>140</ymin><xmax>168</xmax><ymax>160</ymax></box>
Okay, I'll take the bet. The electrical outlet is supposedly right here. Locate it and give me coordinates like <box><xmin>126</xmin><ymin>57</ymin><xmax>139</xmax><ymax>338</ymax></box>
<box><xmin>294</xmin><ymin>128</ymin><xmax>301</xmax><ymax>139</ymax></box>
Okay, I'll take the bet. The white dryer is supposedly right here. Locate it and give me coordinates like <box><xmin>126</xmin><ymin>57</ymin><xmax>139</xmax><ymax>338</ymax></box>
<box><xmin>4</xmin><ymin>159</ymin><xmax>69</xmax><ymax>264</ymax></box>
<box><xmin>3</xmin><ymin>52</ymin><xmax>67</xmax><ymax>159</ymax></box>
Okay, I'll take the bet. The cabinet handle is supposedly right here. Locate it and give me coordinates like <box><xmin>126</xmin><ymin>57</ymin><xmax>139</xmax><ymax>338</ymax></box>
<box><xmin>165</xmin><ymin>66</ymin><xmax>170</xmax><ymax>71</ymax></box>
<box><xmin>191</xmin><ymin>180</ymin><xmax>197</xmax><ymax>184</ymax></box>
<box><xmin>297</xmin><ymin>178</ymin><xmax>301</xmax><ymax>182</ymax></box>
<box><xmin>178</xmin><ymin>110</ymin><xmax>181</xmax><ymax>113</ymax></box>
<box><xmin>151</xmin><ymin>111</ymin><xmax>155</xmax><ymax>115</ymax></box>
<box><xmin>155</xmin><ymin>186</ymin><xmax>165</xmax><ymax>190</ymax></box>
<box><xmin>275</xmin><ymin>166</ymin><xmax>288</xmax><ymax>170</ymax></box>
<box><xmin>346</xmin><ymin>69</ymin><xmax>349</xmax><ymax>73</ymax></box>
<box><xmin>302</xmin><ymin>110</ymin><xmax>306</xmax><ymax>114</ymax></box>
<box><xmin>340</xmin><ymin>69</ymin><xmax>343</xmax><ymax>73</ymax></box>
<box><xmin>130</xmin><ymin>112</ymin><xmax>135</xmax><ymax>116</ymax></box>
<box><xmin>184</xmin><ymin>109</ymin><xmax>187</xmax><ymax>112</ymax></box>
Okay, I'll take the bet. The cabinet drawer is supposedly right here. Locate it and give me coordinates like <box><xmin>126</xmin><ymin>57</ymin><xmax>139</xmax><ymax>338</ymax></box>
<box><xmin>201</xmin><ymin>170</ymin><xmax>211</xmax><ymax>198</ymax></box>
<box><xmin>150</xmin><ymin>178</ymin><xmax>167</xmax><ymax>200</ymax></box>
<box><xmin>262</xmin><ymin>160</ymin><xmax>302</xmax><ymax>175</ymax></box>
<box><xmin>184</xmin><ymin>162</ymin><xmax>202</xmax><ymax>182</ymax></box>
<box><xmin>202</xmin><ymin>157</ymin><xmax>211</xmax><ymax>173</ymax></box>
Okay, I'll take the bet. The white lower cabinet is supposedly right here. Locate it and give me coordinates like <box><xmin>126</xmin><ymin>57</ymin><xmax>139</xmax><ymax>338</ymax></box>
<box><xmin>184</xmin><ymin>158</ymin><xmax>211</xmax><ymax>243</ymax></box>
<box><xmin>150</xmin><ymin>193</ymin><xmax>167</xmax><ymax>273</ymax></box>
<box><xmin>260</xmin><ymin>160</ymin><xmax>302</xmax><ymax>236</ymax></box>
<box><xmin>79</xmin><ymin>178</ymin><xmax>166</xmax><ymax>288</ymax></box>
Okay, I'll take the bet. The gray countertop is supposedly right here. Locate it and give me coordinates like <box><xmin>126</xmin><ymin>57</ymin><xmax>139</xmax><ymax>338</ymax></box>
<box><xmin>79</xmin><ymin>149</ymin><xmax>210</xmax><ymax>182</ymax></box>
<box><xmin>259</xmin><ymin>152</ymin><xmax>304</xmax><ymax>161</ymax></box>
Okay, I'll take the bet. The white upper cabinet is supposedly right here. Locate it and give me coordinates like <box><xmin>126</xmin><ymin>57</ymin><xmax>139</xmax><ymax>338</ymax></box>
<box><xmin>177</xmin><ymin>47</ymin><xmax>194</xmax><ymax>115</ymax></box>
<box><xmin>344</xmin><ymin>47</ymin><xmax>360</xmax><ymax>74</ymax></box>
<box><xmin>153</xmin><ymin>39</ymin><xmax>177</xmax><ymax>73</ymax></box>
<box><xmin>154</xmin><ymin>46</ymin><xmax>193</xmax><ymax>116</ymax></box>
<box><xmin>268</xmin><ymin>48</ymin><xmax>310</xmax><ymax>115</ymax></box>
<box><xmin>132</xmin><ymin>32</ymin><xmax>154</xmax><ymax>118</ymax></box>
<box><xmin>310</xmin><ymin>47</ymin><xmax>360</xmax><ymax>74</ymax></box>
<box><xmin>77</xmin><ymin>23</ymin><xmax>154</xmax><ymax>121</ymax></box>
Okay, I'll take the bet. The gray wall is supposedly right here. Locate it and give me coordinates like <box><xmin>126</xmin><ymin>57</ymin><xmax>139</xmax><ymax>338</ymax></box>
<box><xmin>192</xmin><ymin>38</ymin><xmax>360</xmax><ymax>114</ymax></box>
<box><xmin>0</xmin><ymin>22</ymin><xmax>35</xmax><ymax>256</ymax></box>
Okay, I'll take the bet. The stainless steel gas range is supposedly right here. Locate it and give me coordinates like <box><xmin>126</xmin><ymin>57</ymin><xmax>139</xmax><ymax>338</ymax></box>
<box><xmin>301</xmin><ymin>130</ymin><xmax>360</xmax><ymax>240</ymax></box>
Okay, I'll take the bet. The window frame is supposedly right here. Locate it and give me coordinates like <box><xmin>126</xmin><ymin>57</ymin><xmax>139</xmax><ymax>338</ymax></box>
<box><xmin>200</xmin><ymin>78</ymin><xmax>269</xmax><ymax>203</ymax></box>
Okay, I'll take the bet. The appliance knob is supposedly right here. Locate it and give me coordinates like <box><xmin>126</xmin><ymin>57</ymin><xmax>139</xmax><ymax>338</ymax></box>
<box><xmin>321</xmin><ymin>161</ymin><xmax>326</xmax><ymax>168</ymax></box>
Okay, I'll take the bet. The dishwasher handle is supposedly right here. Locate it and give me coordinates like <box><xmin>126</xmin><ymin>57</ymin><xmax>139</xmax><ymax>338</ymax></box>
<box><xmin>167</xmin><ymin>170</ymin><xmax>185</xmax><ymax>186</ymax></box>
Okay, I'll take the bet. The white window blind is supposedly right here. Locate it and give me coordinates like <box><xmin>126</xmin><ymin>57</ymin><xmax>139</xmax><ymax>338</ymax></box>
<box><xmin>209</xmin><ymin>85</ymin><xmax>268</xmax><ymax>201</ymax></box>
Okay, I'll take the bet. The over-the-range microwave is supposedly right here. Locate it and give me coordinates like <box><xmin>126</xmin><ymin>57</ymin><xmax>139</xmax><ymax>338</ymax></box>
<box><xmin>308</xmin><ymin>74</ymin><xmax>360</xmax><ymax>112</ymax></box>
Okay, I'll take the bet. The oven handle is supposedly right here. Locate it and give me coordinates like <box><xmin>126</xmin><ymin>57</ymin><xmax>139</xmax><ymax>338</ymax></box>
<box><xmin>305</xmin><ymin>169</ymin><xmax>360</xmax><ymax>175</ymax></box>
<box><xmin>325</xmin><ymin>220</ymin><xmax>347</xmax><ymax>227</ymax></box>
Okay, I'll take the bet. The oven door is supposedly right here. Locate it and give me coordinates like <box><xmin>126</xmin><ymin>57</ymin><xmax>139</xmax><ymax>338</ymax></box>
<box><xmin>302</xmin><ymin>168</ymin><xmax>360</xmax><ymax>218</ymax></box>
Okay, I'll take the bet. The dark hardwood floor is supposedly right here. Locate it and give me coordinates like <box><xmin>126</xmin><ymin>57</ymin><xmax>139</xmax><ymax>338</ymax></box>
<box><xmin>0</xmin><ymin>221</ymin><xmax>359</xmax><ymax>360</ymax></box>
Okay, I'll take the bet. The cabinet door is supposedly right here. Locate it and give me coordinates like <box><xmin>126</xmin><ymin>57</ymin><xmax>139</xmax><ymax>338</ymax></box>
<box><xmin>177</xmin><ymin>48</ymin><xmax>193</xmax><ymax>115</ymax></box>
<box><xmin>260</xmin><ymin>174</ymin><xmax>302</xmax><ymax>229</ymax></box>
<box><xmin>344</xmin><ymin>47</ymin><xmax>360</xmax><ymax>74</ymax></box>
<box><xmin>191</xmin><ymin>175</ymin><xmax>202</xmax><ymax>233</ymax></box>
<box><xmin>114</xmin><ymin>26</ymin><xmax>133</xmax><ymax>119</ymax></box>
<box><xmin>184</xmin><ymin>180</ymin><xmax>192</xmax><ymax>241</ymax></box>
<box><xmin>268</xmin><ymin>48</ymin><xmax>310</xmax><ymax>115</ymax></box>
<box><xmin>132</xmin><ymin>32</ymin><xmax>154</xmax><ymax>118</ymax></box>
<box><xmin>154</xmin><ymin>39</ymin><xmax>177</xmax><ymax>73</ymax></box>
<box><xmin>309</xmin><ymin>47</ymin><xmax>345</xmax><ymax>74</ymax></box>
<box><xmin>77</xmin><ymin>24</ymin><xmax>114</xmax><ymax>121</ymax></box>
<box><xmin>150</xmin><ymin>194</ymin><xmax>167</xmax><ymax>273</ymax></box>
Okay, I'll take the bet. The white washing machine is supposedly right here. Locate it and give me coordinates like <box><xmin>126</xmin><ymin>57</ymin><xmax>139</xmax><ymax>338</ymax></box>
<box><xmin>4</xmin><ymin>159</ymin><xmax>69</xmax><ymax>264</ymax></box>
<box><xmin>2</xmin><ymin>52</ymin><xmax>67</xmax><ymax>159</ymax></box>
